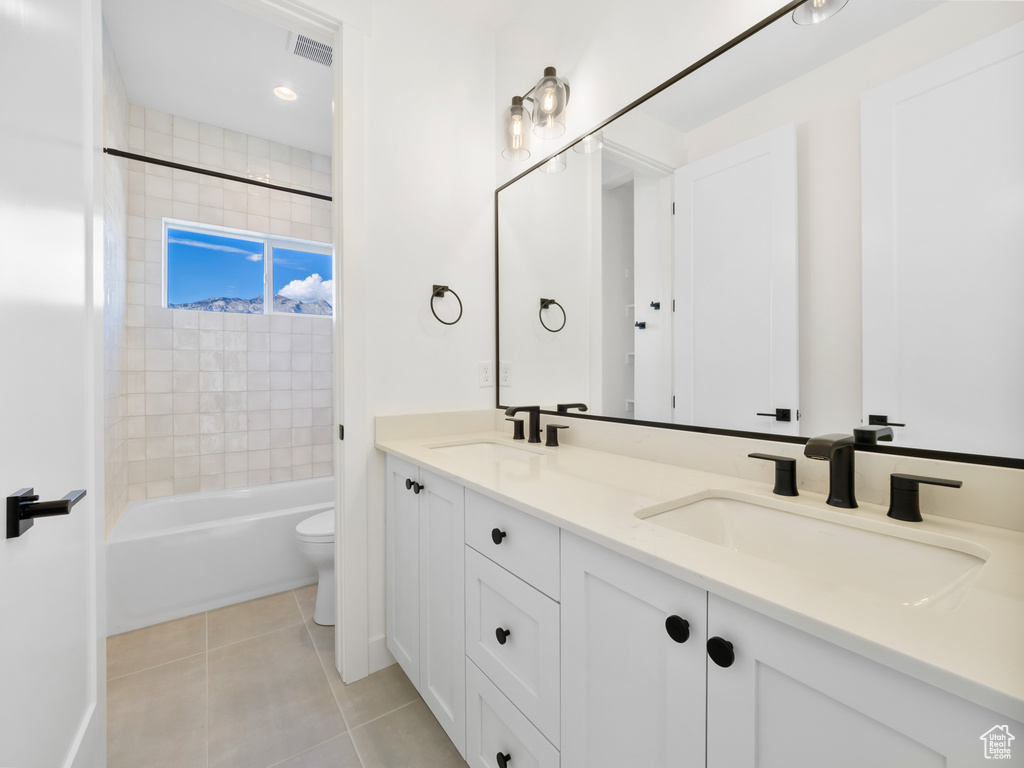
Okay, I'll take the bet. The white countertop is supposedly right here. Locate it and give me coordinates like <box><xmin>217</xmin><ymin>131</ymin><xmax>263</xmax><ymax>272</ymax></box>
<box><xmin>376</xmin><ymin>426</ymin><xmax>1024</xmax><ymax>722</ymax></box>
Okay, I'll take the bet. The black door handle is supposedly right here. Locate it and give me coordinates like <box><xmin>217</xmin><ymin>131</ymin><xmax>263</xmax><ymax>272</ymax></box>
<box><xmin>496</xmin><ymin>752</ymin><xmax>511</xmax><ymax>768</ymax></box>
<box><xmin>707</xmin><ymin>636</ymin><xmax>735</xmax><ymax>668</ymax></box>
<box><xmin>756</xmin><ymin>408</ymin><xmax>792</xmax><ymax>422</ymax></box>
<box><xmin>7</xmin><ymin>488</ymin><xmax>87</xmax><ymax>539</ymax></box>
<box><xmin>495</xmin><ymin>627</ymin><xmax>511</xmax><ymax>645</ymax></box>
<box><xmin>491</xmin><ymin>528</ymin><xmax>507</xmax><ymax>545</ymax></box>
<box><xmin>404</xmin><ymin>478</ymin><xmax>423</xmax><ymax>494</ymax></box>
<box><xmin>665</xmin><ymin>615</ymin><xmax>690</xmax><ymax>643</ymax></box>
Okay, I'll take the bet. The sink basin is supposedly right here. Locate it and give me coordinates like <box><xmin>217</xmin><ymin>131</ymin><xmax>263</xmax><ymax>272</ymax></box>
<box><xmin>429</xmin><ymin>439</ymin><xmax>544</xmax><ymax>463</ymax></box>
<box><xmin>636</xmin><ymin>492</ymin><xmax>989</xmax><ymax>610</ymax></box>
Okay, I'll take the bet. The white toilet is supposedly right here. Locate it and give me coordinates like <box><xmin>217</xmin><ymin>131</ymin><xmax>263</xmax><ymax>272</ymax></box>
<box><xmin>295</xmin><ymin>510</ymin><xmax>335</xmax><ymax>626</ymax></box>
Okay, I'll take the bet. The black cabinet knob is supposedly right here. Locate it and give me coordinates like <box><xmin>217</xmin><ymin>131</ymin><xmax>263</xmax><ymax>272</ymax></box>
<box><xmin>404</xmin><ymin>480</ymin><xmax>422</xmax><ymax>494</ymax></box>
<box><xmin>665</xmin><ymin>615</ymin><xmax>690</xmax><ymax>644</ymax></box>
<box><xmin>496</xmin><ymin>752</ymin><xmax>511</xmax><ymax>768</ymax></box>
<box><xmin>491</xmin><ymin>528</ymin><xmax>507</xmax><ymax>545</ymax></box>
<box><xmin>707</xmin><ymin>636</ymin><xmax>735</xmax><ymax>668</ymax></box>
<box><xmin>495</xmin><ymin>627</ymin><xmax>511</xmax><ymax>645</ymax></box>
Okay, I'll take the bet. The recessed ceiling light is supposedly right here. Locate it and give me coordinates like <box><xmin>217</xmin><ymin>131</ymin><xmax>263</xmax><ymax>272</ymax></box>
<box><xmin>274</xmin><ymin>86</ymin><xmax>298</xmax><ymax>101</ymax></box>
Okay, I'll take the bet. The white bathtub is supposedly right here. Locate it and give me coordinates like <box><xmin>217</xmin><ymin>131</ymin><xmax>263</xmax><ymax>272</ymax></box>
<box><xmin>106</xmin><ymin>477</ymin><xmax>333</xmax><ymax>636</ymax></box>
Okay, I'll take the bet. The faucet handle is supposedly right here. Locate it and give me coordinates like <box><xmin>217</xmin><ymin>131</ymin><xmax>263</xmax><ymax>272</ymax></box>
<box><xmin>506</xmin><ymin>418</ymin><xmax>525</xmax><ymax>440</ymax></box>
<box><xmin>887</xmin><ymin>474</ymin><xmax>962</xmax><ymax>522</ymax></box>
<box><xmin>545</xmin><ymin>424</ymin><xmax>569</xmax><ymax>447</ymax></box>
<box><xmin>748</xmin><ymin>453</ymin><xmax>798</xmax><ymax>497</ymax></box>
<box><xmin>854</xmin><ymin>426</ymin><xmax>894</xmax><ymax>444</ymax></box>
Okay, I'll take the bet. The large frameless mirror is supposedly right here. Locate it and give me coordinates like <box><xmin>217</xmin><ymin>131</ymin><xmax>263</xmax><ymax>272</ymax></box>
<box><xmin>496</xmin><ymin>0</ymin><xmax>1024</xmax><ymax>465</ymax></box>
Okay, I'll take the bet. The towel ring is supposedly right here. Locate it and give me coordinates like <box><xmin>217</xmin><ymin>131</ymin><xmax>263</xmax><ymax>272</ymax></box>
<box><xmin>430</xmin><ymin>285</ymin><xmax>463</xmax><ymax>325</ymax></box>
<box><xmin>539</xmin><ymin>298</ymin><xmax>566</xmax><ymax>333</ymax></box>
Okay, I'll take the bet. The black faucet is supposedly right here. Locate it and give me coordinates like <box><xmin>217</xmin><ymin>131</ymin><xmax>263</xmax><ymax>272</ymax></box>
<box><xmin>504</xmin><ymin>405</ymin><xmax>541</xmax><ymax>443</ymax></box>
<box><xmin>804</xmin><ymin>434</ymin><xmax>857</xmax><ymax>508</ymax></box>
<box><xmin>556</xmin><ymin>403</ymin><xmax>588</xmax><ymax>414</ymax></box>
<box><xmin>854</xmin><ymin>425</ymin><xmax>894</xmax><ymax>445</ymax></box>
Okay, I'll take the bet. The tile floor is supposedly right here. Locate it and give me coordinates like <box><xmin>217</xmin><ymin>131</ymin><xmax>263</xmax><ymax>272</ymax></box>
<box><xmin>107</xmin><ymin>585</ymin><xmax>470</xmax><ymax>768</ymax></box>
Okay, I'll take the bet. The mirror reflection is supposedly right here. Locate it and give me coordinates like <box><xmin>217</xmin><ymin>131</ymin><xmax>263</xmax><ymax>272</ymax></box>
<box><xmin>496</xmin><ymin>0</ymin><xmax>1024</xmax><ymax>460</ymax></box>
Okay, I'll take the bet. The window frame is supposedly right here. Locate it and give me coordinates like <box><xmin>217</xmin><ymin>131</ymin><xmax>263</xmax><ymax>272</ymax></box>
<box><xmin>162</xmin><ymin>218</ymin><xmax>334</xmax><ymax>316</ymax></box>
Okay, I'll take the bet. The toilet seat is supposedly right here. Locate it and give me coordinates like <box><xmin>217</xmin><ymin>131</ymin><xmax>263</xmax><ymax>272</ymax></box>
<box><xmin>296</xmin><ymin>510</ymin><xmax>334</xmax><ymax>543</ymax></box>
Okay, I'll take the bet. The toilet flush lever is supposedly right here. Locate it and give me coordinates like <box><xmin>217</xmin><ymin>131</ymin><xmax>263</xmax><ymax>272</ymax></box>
<box><xmin>7</xmin><ymin>487</ymin><xmax>87</xmax><ymax>539</ymax></box>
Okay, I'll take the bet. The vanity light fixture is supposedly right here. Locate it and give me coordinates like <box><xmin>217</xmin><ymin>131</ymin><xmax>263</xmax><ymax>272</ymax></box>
<box><xmin>538</xmin><ymin>151</ymin><xmax>567</xmax><ymax>174</ymax></box>
<box><xmin>792</xmin><ymin>0</ymin><xmax>849</xmax><ymax>25</ymax></box>
<box><xmin>502</xmin><ymin>96</ymin><xmax>533</xmax><ymax>162</ymax></box>
<box><xmin>501</xmin><ymin>65</ymin><xmax>571</xmax><ymax>161</ymax></box>
<box><xmin>573</xmin><ymin>132</ymin><xmax>603</xmax><ymax>154</ymax></box>
<box><xmin>530</xmin><ymin>66</ymin><xmax>570</xmax><ymax>139</ymax></box>
<box><xmin>273</xmin><ymin>85</ymin><xmax>298</xmax><ymax>101</ymax></box>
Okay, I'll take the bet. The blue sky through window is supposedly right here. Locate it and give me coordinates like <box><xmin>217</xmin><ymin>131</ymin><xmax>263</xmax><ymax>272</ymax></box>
<box><xmin>273</xmin><ymin>247</ymin><xmax>333</xmax><ymax>309</ymax></box>
<box><xmin>167</xmin><ymin>228</ymin><xmax>264</xmax><ymax>305</ymax></box>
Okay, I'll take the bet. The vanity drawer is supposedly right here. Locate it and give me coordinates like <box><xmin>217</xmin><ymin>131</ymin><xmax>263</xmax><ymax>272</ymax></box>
<box><xmin>466</xmin><ymin>659</ymin><xmax>560</xmax><ymax>768</ymax></box>
<box><xmin>466</xmin><ymin>489</ymin><xmax>560</xmax><ymax>599</ymax></box>
<box><xmin>466</xmin><ymin>547</ymin><xmax>560</xmax><ymax>746</ymax></box>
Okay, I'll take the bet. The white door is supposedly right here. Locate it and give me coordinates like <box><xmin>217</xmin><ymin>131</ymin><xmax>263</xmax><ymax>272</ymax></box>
<box><xmin>861</xmin><ymin>20</ymin><xmax>1024</xmax><ymax>458</ymax></box>
<box><xmin>560</xmin><ymin>532</ymin><xmax>706</xmax><ymax>768</ymax></box>
<box><xmin>673</xmin><ymin>123</ymin><xmax>799</xmax><ymax>434</ymax></box>
<box><xmin>706</xmin><ymin>594</ymin><xmax>1024</xmax><ymax>767</ymax></box>
<box><xmin>0</xmin><ymin>1</ymin><xmax>105</xmax><ymax>766</ymax></box>
<box><xmin>385</xmin><ymin>456</ymin><xmax>421</xmax><ymax>685</ymax></box>
<box><xmin>417</xmin><ymin>469</ymin><xmax>466</xmax><ymax>758</ymax></box>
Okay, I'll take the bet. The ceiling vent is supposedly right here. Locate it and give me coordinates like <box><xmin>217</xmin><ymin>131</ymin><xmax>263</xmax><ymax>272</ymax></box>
<box><xmin>288</xmin><ymin>32</ymin><xmax>333</xmax><ymax>67</ymax></box>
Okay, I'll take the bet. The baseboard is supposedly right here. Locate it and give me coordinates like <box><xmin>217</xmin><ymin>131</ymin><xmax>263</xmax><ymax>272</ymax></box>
<box><xmin>368</xmin><ymin>633</ymin><xmax>395</xmax><ymax>675</ymax></box>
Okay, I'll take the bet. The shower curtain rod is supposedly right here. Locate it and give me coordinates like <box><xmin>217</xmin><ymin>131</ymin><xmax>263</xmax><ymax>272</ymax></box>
<box><xmin>102</xmin><ymin>147</ymin><xmax>333</xmax><ymax>202</ymax></box>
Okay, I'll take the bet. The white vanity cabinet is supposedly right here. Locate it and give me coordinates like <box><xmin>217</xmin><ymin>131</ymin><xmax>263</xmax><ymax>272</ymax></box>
<box><xmin>706</xmin><ymin>594</ymin><xmax>1023</xmax><ymax>767</ymax></box>
<box><xmin>464</xmin><ymin>490</ymin><xmax>562</xmax><ymax>768</ymax></box>
<box><xmin>560</xmin><ymin>531</ymin><xmax>708</xmax><ymax>768</ymax></box>
<box><xmin>561</xmin><ymin>531</ymin><xmax>1022</xmax><ymax>768</ymax></box>
<box><xmin>385</xmin><ymin>455</ymin><xmax>466</xmax><ymax>757</ymax></box>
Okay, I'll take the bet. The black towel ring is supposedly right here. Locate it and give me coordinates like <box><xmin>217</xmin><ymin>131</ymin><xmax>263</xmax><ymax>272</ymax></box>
<box><xmin>539</xmin><ymin>298</ymin><xmax>566</xmax><ymax>333</ymax></box>
<box><xmin>430</xmin><ymin>285</ymin><xmax>463</xmax><ymax>325</ymax></box>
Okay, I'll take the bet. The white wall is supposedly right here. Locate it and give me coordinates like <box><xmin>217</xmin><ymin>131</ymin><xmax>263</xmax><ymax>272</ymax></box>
<box><xmin>350</xmin><ymin>0</ymin><xmax>498</xmax><ymax>672</ymax></box>
<box><xmin>103</xmin><ymin>24</ymin><xmax>131</xmax><ymax>536</ymax></box>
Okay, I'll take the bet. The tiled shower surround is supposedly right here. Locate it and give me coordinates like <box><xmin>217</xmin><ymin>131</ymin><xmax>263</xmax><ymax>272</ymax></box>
<box><xmin>112</xmin><ymin>100</ymin><xmax>334</xmax><ymax>511</ymax></box>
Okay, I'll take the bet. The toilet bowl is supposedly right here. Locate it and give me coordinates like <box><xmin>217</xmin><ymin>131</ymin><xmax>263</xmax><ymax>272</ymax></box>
<box><xmin>295</xmin><ymin>510</ymin><xmax>335</xmax><ymax>626</ymax></box>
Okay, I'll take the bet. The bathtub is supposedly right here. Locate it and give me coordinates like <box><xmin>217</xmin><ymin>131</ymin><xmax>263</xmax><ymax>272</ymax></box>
<box><xmin>106</xmin><ymin>476</ymin><xmax>333</xmax><ymax>636</ymax></box>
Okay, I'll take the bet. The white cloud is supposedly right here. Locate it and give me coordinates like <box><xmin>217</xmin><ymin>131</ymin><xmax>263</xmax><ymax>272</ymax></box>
<box><xmin>168</xmin><ymin>233</ymin><xmax>262</xmax><ymax>259</ymax></box>
<box><xmin>278</xmin><ymin>273</ymin><xmax>333</xmax><ymax>303</ymax></box>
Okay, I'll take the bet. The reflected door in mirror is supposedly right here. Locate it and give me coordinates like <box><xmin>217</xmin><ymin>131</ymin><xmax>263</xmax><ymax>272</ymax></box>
<box><xmin>673</xmin><ymin>124</ymin><xmax>799</xmax><ymax>435</ymax></box>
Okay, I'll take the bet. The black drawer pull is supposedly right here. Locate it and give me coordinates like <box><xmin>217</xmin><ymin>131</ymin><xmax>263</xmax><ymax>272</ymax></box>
<box><xmin>491</xmin><ymin>527</ymin><xmax>507</xmax><ymax>545</ymax></box>
<box><xmin>495</xmin><ymin>627</ymin><xmax>511</xmax><ymax>645</ymax></box>
<box><xmin>665</xmin><ymin>615</ymin><xmax>690</xmax><ymax>643</ymax></box>
<box><xmin>404</xmin><ymin>478</ymin><xmax>423</xmax><ymax>494</ymax></box>
<box><xmin>707</xmin><ymin>636</ymin><xmax>735</xmax><ymax>668</ymax></box>
<box><xmin>496</xmin><ymin>752</ymin><xmax>511</xmax><ymax>768</ymax></box>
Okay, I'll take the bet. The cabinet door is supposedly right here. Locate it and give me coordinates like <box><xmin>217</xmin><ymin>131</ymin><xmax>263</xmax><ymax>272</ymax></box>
<box><xmin>706</xmin><ymin>594</ymin><xmax>1024</xmax><ymax>768</ymax></box>
<box><xmin>561</xmin><ymin>532</ymin><xmax>706</xmax><ymax>768</ymax></box>
<box><xmin>385</xmin><ymin>455</ymin><xmax>421</xmax><ymax>686</ymax></box>
<box><xmin>418</xmin><ymin>468</ymin><xmax>467</xmax><ymax>757</ymax></box>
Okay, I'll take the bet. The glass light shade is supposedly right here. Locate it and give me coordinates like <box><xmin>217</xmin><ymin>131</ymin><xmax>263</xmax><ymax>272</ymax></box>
<box><xmin>573</xmin><ymin>132</ymin><xmax>603</xmax><ymax>154</ymax></box>
<box><xmin>792</xmin><ymin>0</ymin><xmax>849</xmax><ymax>25</ymax></box>
<box><xmin>531</xmin><ymin>67</ymin><xmax>569</xmax><ymax>139</ymax></box>
<box><xmin>502</xmin><ymin>97</ymin><xmax>533</xmax><ymax>162</ymax></box>
<box><xmin>538</xmin><ymin>152</ymin><xmax>567</xmax><ymax>174</ymax></box>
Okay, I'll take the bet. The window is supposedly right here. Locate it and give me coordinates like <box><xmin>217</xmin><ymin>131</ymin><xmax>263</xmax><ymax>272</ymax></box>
<box><xmin>164</xmin><ymin>220</ymin><xmax>333</xmax><ymax>315</ymax></box>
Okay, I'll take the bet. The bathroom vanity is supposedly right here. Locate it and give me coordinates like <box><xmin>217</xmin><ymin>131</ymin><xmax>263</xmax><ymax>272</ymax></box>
<box><xmin>377</xmin><ymin>411</ymin><xmax>1024</xmax><ymax>767</ymax></box>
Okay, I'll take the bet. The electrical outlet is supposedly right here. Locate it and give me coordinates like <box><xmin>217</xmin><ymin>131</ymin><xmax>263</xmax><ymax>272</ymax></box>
<box><xmin>478</xmin><ymin>361</ymin><xmax>493</xmax><ymax>387</ymax></box>
<box><xmin>499</xmin><ymin>361</ymin><xmax>512</xmax><ymax>387</ymax></box>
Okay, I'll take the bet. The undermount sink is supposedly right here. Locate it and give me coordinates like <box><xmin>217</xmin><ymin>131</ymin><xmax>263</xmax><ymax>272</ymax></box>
<box><xmin>636</xmin><ymin>492</ymin><xmax>989</xmax><ymax>610</ymax></box>
<box><xmin>429</xmin><ymin>439</ymin><xmax>544</xmax><ymax>462</ymax></box>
